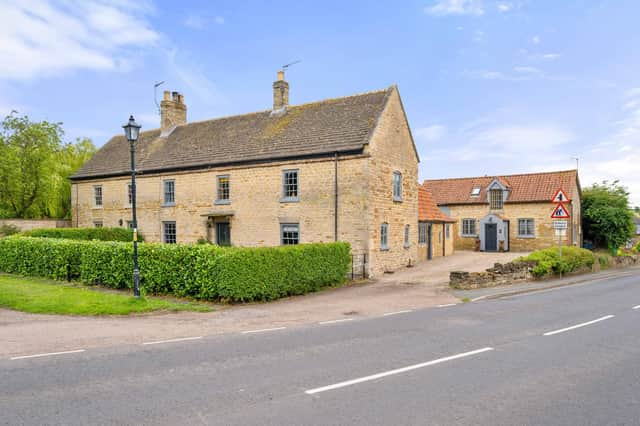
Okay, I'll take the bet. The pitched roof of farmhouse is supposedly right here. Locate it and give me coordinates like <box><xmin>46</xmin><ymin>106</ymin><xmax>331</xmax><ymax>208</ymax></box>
<box><xmin>424</xmin><ymin>170</ymin><xmax>579</xmax><ymax>205</ymax></box>
<box><xmin>418</xmin><ymin>187</ymin><xmax>455</xmax><ymax>223</ymax></box>
<box><xmin>71</xmin><ymin>87</ymin><xmax>396</xmax><ymax>180</ymax></box>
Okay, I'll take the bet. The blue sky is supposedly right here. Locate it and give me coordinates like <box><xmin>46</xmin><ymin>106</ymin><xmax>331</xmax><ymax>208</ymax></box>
<box><xmin>1</xmin><ymin>0</ymin><xmax>639</xmax><ymax>205</ymax></box>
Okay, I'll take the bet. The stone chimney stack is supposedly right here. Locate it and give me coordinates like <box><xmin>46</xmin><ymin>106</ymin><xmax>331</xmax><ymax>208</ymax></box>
<box><xmin>272</xmin><ymin>70</ymin><xmax>289</xmax><ymax>111</ymax></box>
<box><xmin>160</xmin><ymin>90</ymin><xmax>187</xmax><ymax>135</ymax></box>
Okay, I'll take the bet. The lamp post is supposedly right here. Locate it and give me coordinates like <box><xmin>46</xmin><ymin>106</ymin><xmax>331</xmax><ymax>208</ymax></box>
<box><xmin>123</xmin><ymin>115</ymin><xmax>142</xmax><ymax>297</ymax></box>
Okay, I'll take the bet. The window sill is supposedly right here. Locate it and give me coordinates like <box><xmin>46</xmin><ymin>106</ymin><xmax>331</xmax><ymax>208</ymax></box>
<box><xmin>517</xmin><ymin>235</ymin><xmax>536</xmax><ymax>239</ymax></box>
<box><xmin>162</xmin><ymin>203</ymin><xmax>176</xmax><ymax>207</ymax></box>
<box><xmin>92</xmin><ymin>206</ymin><xmax>103</xmax><ymax>209</ymax></box>
<box><xmin>461</xmin><ymin>234</ymin><xmax>478</xmax><ymax>238</ymax></box>
<box><xmin>403</xmin><ymin>245</ymin><xmax>411</xmax><ymax>249</ymax></box>
<box><xmin>393</xmin><ymin>197</ymin><xmax>403</xmax><ymax>203</ymax></box>
<box><xmin>215</xmin><ymin>200</ymin><xmax>231</xmax><ymax>205</ymax></box>
<box><xmin>280</xmin><ymin>197</ymin><xmax>300</xmax><ymax>203</ymax></box>
<box><xmin>380</xmin><ymin>247</ymin><xmax>389</xmax><ymax>252</ymax></box>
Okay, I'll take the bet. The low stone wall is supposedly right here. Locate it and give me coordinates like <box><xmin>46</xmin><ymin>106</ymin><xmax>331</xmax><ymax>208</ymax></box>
<box><xmin>611</xmin><ymin>255</ymin><xmax>640</xmax><ymax>268</ymax></box>
<box><xmin>0</xmin><ymin>219</ymin><xmax>71</xmax><ymax>233</ymax></box>
<box><xmin>450</xmin><ymin>261</ymin><xmax>536</xmax><ymax>290</ymax></box>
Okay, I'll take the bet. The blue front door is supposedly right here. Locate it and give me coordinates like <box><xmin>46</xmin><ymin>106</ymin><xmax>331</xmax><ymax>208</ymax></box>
<box><xmin>485</xmin><ymin>223</ymin><xmax>498</xmax><ymax>252</ymax></box>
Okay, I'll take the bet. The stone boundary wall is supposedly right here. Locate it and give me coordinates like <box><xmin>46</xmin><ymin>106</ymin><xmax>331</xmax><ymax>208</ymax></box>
<box><xmin>451</xmin><ymin>256</ymin><xmax>640</xmax><ymax>290</ymax></box>
<box><xmin>0</xmin><ymin>219</ymin><xmax>71</xmax><ymax>233</ymax></box>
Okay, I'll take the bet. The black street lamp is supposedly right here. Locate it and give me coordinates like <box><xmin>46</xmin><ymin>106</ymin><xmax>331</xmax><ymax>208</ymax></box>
<box><xmin>123</xmin><ymin>115</ymin><xmax>142</xmax><ymax>298</ymax></box>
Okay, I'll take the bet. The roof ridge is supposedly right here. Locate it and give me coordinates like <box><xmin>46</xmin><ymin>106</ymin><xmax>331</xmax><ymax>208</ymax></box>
<box><xmin>423</xmin><ymin>169</ymin><xmax>577</xmax><ymax>183</ymax></box>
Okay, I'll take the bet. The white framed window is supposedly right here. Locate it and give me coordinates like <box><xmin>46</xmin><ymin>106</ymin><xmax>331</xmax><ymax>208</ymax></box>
<box><xmin>380</xmin><ymin>223</ymin><xmax>389</xmax><ymax>250</ymax></box>
<box><xmin>93</xmin><ymin>221</ymin><xmax>103</xmax><ymax>228</ymax></box>
<box><xmin>281</xmin><ymin>223</ymin><xmax>299</xmax><ymax>245</ymax></box>
<box><xmin>93</xmin><ymin>185</ymin><xmax>103</xmax><ymax>208</ymax></box>
<box><xmin>216</xmin><ymin>175</ymin><xmax>230</xmax><ymax>204</ymax></box>
<box><xmin>163</xmin><ymin>180</ymin><xmax>175</xmax><ymax>206</ymax></box>
<box><xmin>418</xmin><ymin>222</ymin><xmax>427</xmax><ymax>245</ymax></box>
<box><xmin>163</xmin><ymin>221</ymin><xmax>177</xmax><ymax>244</ymax></box>
<box><xmin>393</xmin><ymin>171</ymin><xmax>402</xmax><ymax>201</ymax></box>
<box><xmin>518</xmin><ymin>218</ymin><xmax>535</xmax><ymax>238</ymax></box>
<box><xmin>404</xmin><ymin>224</ymin><xmax>411</xmax><ymax>248</ymax></box>
<box><xmin>281</xmin><ymin>170</ymin><xmax>299</xmax><ymax>202</ymax></box>
<box><xmin>446</xmin><ymin>224</ymin><xmax>451</xmax><ymax>239</ymax></box>
<box><xmin>490</xmin><ymin>189</ymin><xmax>503</xmax><ymax>209</ymax></box>
<box><xmin>462</xmin><ymin>219</ymin><xmax>476</xmax><ymax>236</ymax></box>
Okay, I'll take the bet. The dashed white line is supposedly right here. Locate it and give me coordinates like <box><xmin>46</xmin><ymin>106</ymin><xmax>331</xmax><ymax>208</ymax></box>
<box><xmin>383</xmin><ymin>310</ymin><xmax>413</xmax><ymax>316</ymax></box>
<box><xmin>319</xmin><ymin>318</ymin><xmax>354</xmax><ymax>325</ymax></box>
<box><xmin>142</xmin><ymin>336</ymin><xmax>203</xmax><ymax>345</ymax></box>
<box><xmin>305</xmin><ymin>347</ymin><xmax>494</xmax><ymax>395</ymax></box>
<box><xmin>633</xmin><ymin>305</ymin><xmax>640</xmax><ymax>310</ymax></box>
<box><xmin>241</xmin><ymin>327</ymin><xmax>286</xmax><ymax>334</ymax></box>
<box><xmin>470</xmin><ymin>295</ymin><xmax>488</xmax><ymax>302</ymax></box>
<box><xmin>10</xmin><ymin>349</ymin><xmax>86</xmax><ymax>360</ymax></box>
<box><xmin>543</xmin><ymin>315</ymin><xmax>615</xmax><ymax>336</ymax></box>
<box><xmin>437</xmin><ymin>303</ymin><xmax>457</xmax><ymax>308</ymax></box>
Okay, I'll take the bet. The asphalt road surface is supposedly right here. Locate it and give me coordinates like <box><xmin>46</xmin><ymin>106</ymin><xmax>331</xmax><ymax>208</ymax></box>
<box><xmin>2</xmin><ymin>270</ymin><xmax>640</xmax><ymax>425</ymax></box>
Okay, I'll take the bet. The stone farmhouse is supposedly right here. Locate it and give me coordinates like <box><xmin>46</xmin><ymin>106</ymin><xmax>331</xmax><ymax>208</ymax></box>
<box><xmin>423</xmin><ymin>170</ymin><xmax>582</xmax><ymax>252</ymax></box>
<box><xmin>70</xmin><ymin>71</ymin><xmax>420</xmax><ymax>278</ymax></box>
<box><xmin>417</xmin><ymin>186</ymin><xmax>455</xmax><ymax>260</ymax></box>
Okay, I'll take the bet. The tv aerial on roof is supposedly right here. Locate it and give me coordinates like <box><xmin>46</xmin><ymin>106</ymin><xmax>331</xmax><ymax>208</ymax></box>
<box><xmin>281</xmin><ymin>60</ymin><xmax>301</xmax><ymax>71</ymax></box>
<box><xmin>154</xmin><ymin>81</ymin><xmax>165</xmax><ymax>115</ymax></box>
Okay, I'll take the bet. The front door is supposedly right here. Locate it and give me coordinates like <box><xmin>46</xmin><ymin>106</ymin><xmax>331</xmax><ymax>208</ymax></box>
<box><xmin>216</xmin><ymin>222</ymin><xmax>231</xmax><ymax>246</ymax></box>
<box><xmin>427</xmin><ymin>224</ymin><xmax>433</xmax><ymax>260</ymax></box>
<box><xmin>485</xmin><ymin>223</ymin><xmax>498</xmax><ymax>252</ymax></box>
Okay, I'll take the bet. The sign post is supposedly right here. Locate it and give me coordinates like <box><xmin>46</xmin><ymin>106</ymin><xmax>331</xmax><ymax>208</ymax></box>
<box><xmin>550</xmin><ymin>189</ymin><xmax>571</xmax><ymax>261</ymax></box>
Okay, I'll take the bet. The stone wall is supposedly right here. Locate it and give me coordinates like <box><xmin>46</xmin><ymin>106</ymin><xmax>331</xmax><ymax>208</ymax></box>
<box><xmin>450</xmin><ymin>261</ymin><xmax>536</xmax><ymax>290</ymax></box>
<box><xmin>0</xmin><ymin>219</ymin><xmax>71</xmax><ymax>233</ymax></box>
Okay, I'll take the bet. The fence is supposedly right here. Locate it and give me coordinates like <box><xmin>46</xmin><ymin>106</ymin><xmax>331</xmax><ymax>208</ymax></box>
<box><xmin>350</xmin><ymin>253</ymin><xmax>368</xmax><ymax>280</ymax></box>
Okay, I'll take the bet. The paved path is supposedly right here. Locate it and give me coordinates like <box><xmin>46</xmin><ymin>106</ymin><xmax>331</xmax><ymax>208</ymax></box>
<box><xmin>2</xmin><ymin>268</ymin><xmax>639</xmax><ymax>425</ymax></box>
<box><xmin>0</xmin><ymin>251</ymin><xmax>520</xmax><ymax>357</ymax></box>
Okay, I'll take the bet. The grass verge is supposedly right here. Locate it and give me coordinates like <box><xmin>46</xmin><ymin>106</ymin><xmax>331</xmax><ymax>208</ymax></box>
<box><xmin>0</xmin><ymin>274</ymin><xmax>211</xmax><ymax>315</ymax></box>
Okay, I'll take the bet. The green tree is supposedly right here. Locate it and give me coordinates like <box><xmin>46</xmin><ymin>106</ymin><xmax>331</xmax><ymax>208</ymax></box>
<box><xmin>0</xmin><ymin>112</ymin><xmax>62</xmax><ymax>218</ymax></box>
<box><xmin>582</xmin><ymin>181</ymin><xmax>635</xmax><ymax>251</ymax></box>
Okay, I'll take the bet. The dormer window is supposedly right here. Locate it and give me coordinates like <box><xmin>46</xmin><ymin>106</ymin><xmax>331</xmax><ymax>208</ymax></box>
<box><xmin>490</xmin><ymin>189</ymin><xmax>503</xmax><ymax>209</ymax></box>
<box><xmin>471</xmin><ymin>187</ymin><xmax>481</xmax><ymax>196</ymax></box>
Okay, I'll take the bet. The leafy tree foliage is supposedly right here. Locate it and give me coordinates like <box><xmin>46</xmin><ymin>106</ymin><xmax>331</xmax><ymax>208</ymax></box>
<box><xmin>0</xmin><ymin>112</ymin><xmax>96</xmax><ymax>219</ymax></box>
<box><xmin>582</xmin><ymin>181</ymin><xmax>635</xmax><ymax>251</ymax></box>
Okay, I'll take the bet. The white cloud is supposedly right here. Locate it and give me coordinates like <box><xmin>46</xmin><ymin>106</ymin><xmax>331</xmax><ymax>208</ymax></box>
<box><xmin>542</xmin><ymin>53</ymin><xmax>561</xmax><ymax>60</ymax></box>
<box><xmin>425</xmin><ymin>0</ymin><xmax>484</xmax><ymax>16</ymax></box>
<box><xmin>496</xmin><ymin>2</ymin><xmax>513</xmax><ymax>12</ymax></box>
<box><xmin>0</xmin><ymin>0</ymin><xmax>158</xmax><ymax>80</ymax></box>
<box><xmin>625</xmin><ymin>87</ymin><xmax>640</xmax><ymax>98</ymax></box>
<box><xmin>531</xmin><ymin>35</ymin><xmax>541</xmax><ymax>44</ymax></box>
<box><xmin>183</xmin><ymin>14</ymin><xmax>225</xmax><ymax>29</ymax></box>
<box><xmin>415</xmin><ymin>125</ymin><xmax>447</xmax><ymax>142</ymax></box>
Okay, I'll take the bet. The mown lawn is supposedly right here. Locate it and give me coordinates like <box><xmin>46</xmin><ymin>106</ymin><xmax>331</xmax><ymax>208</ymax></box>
<box><xmin>0</xmin><ymin>274</ymin><xmax>211</xmax><ymax>315</ymax></box>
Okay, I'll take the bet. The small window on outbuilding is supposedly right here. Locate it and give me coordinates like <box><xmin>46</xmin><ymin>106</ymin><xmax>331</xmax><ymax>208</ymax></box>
<box><xmin>446</xmin><ymin>224</ymin><xmax>451</xmax><ymax>239</ymax></box>
<box><xmin>418</xmin><ymin>222</ymin><xmax>427</xmax><ymax>245</ymax></box>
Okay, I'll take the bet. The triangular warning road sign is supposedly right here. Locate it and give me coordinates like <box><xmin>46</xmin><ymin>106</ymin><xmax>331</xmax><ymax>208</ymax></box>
<box><xmin>551</xmin><ymin>188</ymin><xmax>570</xmax><ymax>203</ymax></box>
<box><xmin>550</xmin><ymin>202</ymin><xmax>570</xmax><ymax>219</ymax></box>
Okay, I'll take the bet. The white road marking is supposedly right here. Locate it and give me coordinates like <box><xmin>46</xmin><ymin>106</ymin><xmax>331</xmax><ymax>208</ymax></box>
<box><xmin>633</xmin><ymin>305</ymin><xmax>640</xmax><ymax>310</ymax></box>
<box><xmin>319</xmin><ymin>318</ymin><xmax>354</xmax><ymax>325</ymax></box>
<box><xmin>241</xmin><ymin>327</ymin><xmax>286</xmax><ymax>334</ymax></box>
<box><xmin>305</xmin><ymin>347</ymin><xmax>494</xmax><ymax>395</ymax></box>
<box><xmin>10</xmin><ymin>349</ymin><xmax>85</xmax><ymax>360</ymax></box>
<box><xmin>383</xmin><ymin>310</ymin><xmax>413</xmax><ymax>316</ymax></box>
<box><xmin>470</xmin><ymin>295</ymin><xmax>487</xmax><ymax>302</ymax></box>
<box><xmin>543</xmin><ymin>315</ymin><xmax>615</xmax><ymax>336</ymax></box>
<box><xmin>437</xmin><ymin>303</ymin><xmax>457</xmax><ymax>308</ymax></box>
<box><xmin>142</xmin><ymin>336</ymin><xmax>203</xmax><ymax>345</ymax></box>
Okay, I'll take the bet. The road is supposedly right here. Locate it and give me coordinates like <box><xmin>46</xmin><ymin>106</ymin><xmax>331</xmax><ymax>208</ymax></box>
<box><xmin>2</xmin><ymin>270</ymin><xmax>639</xmax><ymax>425</ymax></box>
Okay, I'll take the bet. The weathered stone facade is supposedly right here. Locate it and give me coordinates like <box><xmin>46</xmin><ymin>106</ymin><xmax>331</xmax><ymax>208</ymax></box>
<box><xmin>71</xmin><ymin>85</ymin><xmax>419</xmax><ymax>278</ymax></box>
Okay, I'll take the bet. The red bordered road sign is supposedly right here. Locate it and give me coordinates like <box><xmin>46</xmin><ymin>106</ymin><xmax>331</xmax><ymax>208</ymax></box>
<box><xmin>551</xmin><ymin>188</ymin><xmax>570</xmax><ymax>203</ymax></box>
<box><xmin>550</xmin><ymin>202</ymin><xmax>570</xmax><ymax>219</ymax></box>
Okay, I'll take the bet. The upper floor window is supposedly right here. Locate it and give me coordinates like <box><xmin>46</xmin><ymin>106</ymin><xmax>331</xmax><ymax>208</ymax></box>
<box><xmin>281</xmin><ymin>223</ymin><xmax>300</xmax><ymax>245</ymax></box>
<box><xmin>282</xmin><ymin>170</ymin><xmax>299</xmax><ymax>202</ymax></box>
<box><xmin>462</xmin><ymin>218</ymin><xmax>476</xmax><ymax>236</ymax></box>
<box><xmin>163</xmin><ymin>180</ymin><xmax>175</xmax><ymax>206</ymax></box>
<box><xmin>93</xmin><ymin>185</ymin><xmax>103</xmax><ymax>207</ymax></box>
<box><xmin>393</xmin><ymin>171</ymin><xmax>402</xmax><ymax>201</ymax></box>
<box><xmin>216</xmin><ymin>175</ymin><xmax>230</xmax><ymax>204</ymax></box>
<box><xmin>163</xmin><ymin>221</ymin><xmax>177</xmax><ymax>244</ymax></box>
<box><xmin>418</xmin><ymin>222</ymin><xmax>427</xmax><ymax>245</ymax></box>
<box><xmin>404</xmin><ymin>224</ymin><xmax>410</xmax><ymax>248</ymax></box>
<box><xmin>518</xmin><ymin>218</ymin><xmax>535</xmax><ymax>238</ymax></box>
<box><xmin>489</xmin><ymin>189</ymin><xmax>503</xmax><ymax>209</ymax></box>
<box><xmin>380</xmin><ymin>223</ymin><xmax>389</xmax><ymax>250</ymax></box>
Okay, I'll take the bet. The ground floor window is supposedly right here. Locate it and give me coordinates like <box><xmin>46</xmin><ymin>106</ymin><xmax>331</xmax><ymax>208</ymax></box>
<box><xmin>281</xmin><ymin>223</ymin><xmax>299</xmax><ymax>245</ymax></box>
<box><xmin>380</xmin><ymin>223</ymin><xmax>389</xmax><ymax>250</ymax></box>
<box><xmin>126</xmin><ymin>221</ymin><xmax>133</xmax><ymax>229</ymax></box>
<box><xmin>462</xmin><ymin>218</ymin><xmax>476</xmax><ymax>236</ymax></box>
<box><xmin>163</xmin><ymin>221</ymin><xmax>177</xmax><ymax>244</ymax></box>
<box><xmin>93</xmin><ymin>221</ymin><xmax>103</xmax><ymax>228</ymax></box>
<box><xmin>404</xmin><ymin>224</ymin><xmax>411</xmax><ymax>248</ymax></box>
<box><xmin>418</xmin><ymin>222</ymin><xmax>427</xmax><ymax>244</ymax></box>
<box><xmin>445</xmin><ymin>223</ymin><xmax>451</xmax><ymax>239</ymax></box>
<box><xmin>518</xmin><ymin>218</ymin><xmax>535</xmax><ymax>237</ymax></box>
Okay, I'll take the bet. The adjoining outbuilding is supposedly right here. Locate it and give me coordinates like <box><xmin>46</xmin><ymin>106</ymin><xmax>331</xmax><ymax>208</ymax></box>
<box><xmin>423</xmin><ymin>170</ymin><xmax>582</xmax><ymax>252</ymax></box>
<box><xmin>417</xmin><ymin>186</ymin><xmax>455</xmax><ymax>260</ymax></box>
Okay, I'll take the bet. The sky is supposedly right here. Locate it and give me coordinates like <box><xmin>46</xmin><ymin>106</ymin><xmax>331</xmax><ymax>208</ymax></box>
<box><xmin>1</xmin><ymin>0</ymin><xmax>639</xmax><ymax>206</ymax></box>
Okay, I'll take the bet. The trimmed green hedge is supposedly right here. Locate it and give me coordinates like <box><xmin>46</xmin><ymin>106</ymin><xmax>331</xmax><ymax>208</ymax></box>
<box><xmin>22</xmin><ymin>227</ymin><xmax>142</xmax><ymax>242</ymax></box>
<box><xmin>518</xmin><ymin>246</ymin><xmax>595</xmax><ymax>278</ymax></box>
<box><xmin>0</xmin><ymin>237</ymin><xmax>351</xmax><ymax>302</ymax></box>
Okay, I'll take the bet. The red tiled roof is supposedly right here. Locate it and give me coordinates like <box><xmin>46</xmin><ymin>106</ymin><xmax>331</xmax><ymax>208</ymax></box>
<box><xmin>419</xmin><ymin>186</ymin><xmax>455</xmax><ymax>222</ymax></box>
<box><xmin>423</xmin><ymin>170</ymin><xmax>579</xmax><ymax>205</ymax></box>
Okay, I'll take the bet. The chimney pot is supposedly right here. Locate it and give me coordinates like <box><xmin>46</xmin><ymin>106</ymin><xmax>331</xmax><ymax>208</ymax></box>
<box><xmin>272</xmin><ymin>71</ymin><xmax>289</xmax><ymax>111</ymax></box>
<box><xmin>163</xmin><ymin>90</ymin><xmax>170</xmax><ymax>101</ymax></box>
<box><xmin>160</xmin><ymin>89</ymin><xmax>187</xmax><ymax>135</ymax></box>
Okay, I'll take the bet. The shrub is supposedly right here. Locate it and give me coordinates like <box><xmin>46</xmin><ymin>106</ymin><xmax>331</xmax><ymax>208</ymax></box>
<box><xmin>0</xmin><ymin>236</ymin><xmax>351</xmax><ymax>302</ymax></box>
<box><xmin>22</xmin><ymin>227</ymin><xmax>142</xmax><ymax>242</ymax></box>
<box><xmin>0</xmin><ymin>236</ymin><xmax>85</xmax><ymax>280</ymax></box>
<box><xmin>518</xmin><ymin>246</ymin><xmax>595</xmax><ymax>278</ymax></box>
<box><xmin>0</xmin><ymin>224</ymin><xmax>20</xmax><ymax>237</ymax></box>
